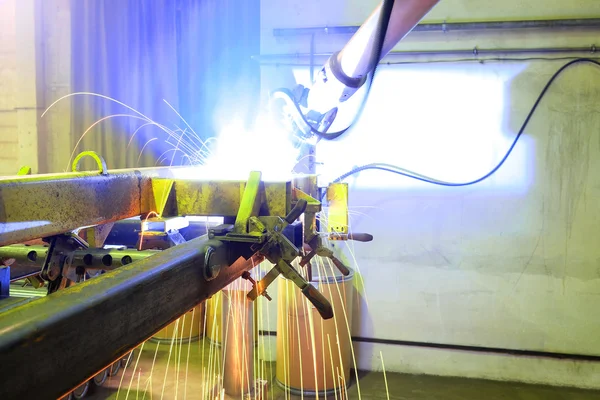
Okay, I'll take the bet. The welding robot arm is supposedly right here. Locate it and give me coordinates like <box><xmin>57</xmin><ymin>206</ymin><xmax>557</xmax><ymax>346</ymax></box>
<box><xmin>273</xmin><ymin>0</ymin><xmax>440</xmax><ymax>141</ymax></box>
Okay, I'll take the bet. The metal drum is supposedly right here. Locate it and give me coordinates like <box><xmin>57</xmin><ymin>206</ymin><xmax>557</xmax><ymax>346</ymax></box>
<box><xmin>151</xmin><ymin>303</ymin><xmax>204</xmax><ymax>343</ymax></box>
<box><xmin>205</xmin><ymin>290</ymin><xmax>259</xmax><ymax>346</ymax></box>
<box><xmin>276</xmin><ymin>266</ymin><xmax>354</xmax><ymax>396</ymax></box>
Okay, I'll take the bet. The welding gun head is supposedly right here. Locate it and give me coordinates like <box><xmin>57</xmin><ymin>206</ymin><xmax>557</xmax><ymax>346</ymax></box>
<box><xmin>269</xmin><ymin>86</ymin><xmax>338</xmax><ymax>145</ymax></box>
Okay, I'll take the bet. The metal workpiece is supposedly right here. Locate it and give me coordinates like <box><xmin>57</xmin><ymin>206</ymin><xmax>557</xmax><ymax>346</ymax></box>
<box><xmin>0</xmin><ymin>236</ymin><xmax>262</xmax><ymax>400</ymax></box>
<box><xmin>0</xmin><ymin>165</ymin><xmax>296</xmax><ymax>247</ymax></box>
<box><xmin>166</xmin><ymin>178</ymin><xmax>292</xmax><ymax>219</ymax></box>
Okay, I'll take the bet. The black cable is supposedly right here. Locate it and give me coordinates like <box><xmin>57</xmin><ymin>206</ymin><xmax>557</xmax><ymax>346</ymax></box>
<box><xmin>272</xmin><ymin>0</ymin><xmax>395</xmax><ymax>141</ymax></box>
<box><xmin>258</xmin><ymin>330</ymin><xmax>600</xmax><ymax>362</ymax></box>
<box><xmin>330</xmin><ymin>58</ymin><xmax>600</xmax><ymax>187</ymax></box>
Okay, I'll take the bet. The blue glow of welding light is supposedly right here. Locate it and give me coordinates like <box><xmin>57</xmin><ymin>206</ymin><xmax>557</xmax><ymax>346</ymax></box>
<box><xmin>293</xmin><ymin>63</ymin><xmax>533</xmax><ymax>192</ymax></box>
<box><xmin>198</xmin><ymin>115</ymin><xmax>300</xmax><ymax>181</ymax></box>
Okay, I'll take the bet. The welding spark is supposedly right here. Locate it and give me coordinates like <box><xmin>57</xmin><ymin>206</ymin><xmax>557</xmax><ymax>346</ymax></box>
<box><xmin>43</xmin><ymin>92</ymin><xmax>216</xmax><ymax>171</ymax></box>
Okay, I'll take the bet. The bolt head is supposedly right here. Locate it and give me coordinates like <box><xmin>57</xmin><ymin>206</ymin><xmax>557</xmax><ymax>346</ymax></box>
<box><xmin>204</xmin><ymin>247</ymin><xmax>220</xmax><ymax>281</ymax></box>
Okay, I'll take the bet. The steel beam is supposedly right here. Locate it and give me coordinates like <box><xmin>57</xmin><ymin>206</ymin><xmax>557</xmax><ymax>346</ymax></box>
<box><xmin>0</xmin><ymin>167</ymin><xmax>294</xmax><ymax>246</ymax></box>
<box><xmin>0</xmin><ymin>235</ymin><xmax>262</xmax><ymax>400</ymax></box>
<box><xmin>0</xmin><ymin>168</ymin><xmax>158</xmax><ymax>246</ymax></box>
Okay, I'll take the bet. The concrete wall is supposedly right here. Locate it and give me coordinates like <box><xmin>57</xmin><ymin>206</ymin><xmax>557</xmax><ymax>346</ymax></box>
<box><xmin>0</xmin><ymin>0</ymin><xmax>20</xmax><ymax>175</ymax></box>
<box><xmin>260</xmin><ymin>0</ymin><xmax>600</xmax><ymax>389</ymax></box>
<box><xmin>39</xmin><ymin>0</ymin><xmax>72</xmax><ymax>174</ymax></box>
<box><xmin>0</xmin><ymin>0</ymin><xmax>72</xmax><ymax>175</ymax></box>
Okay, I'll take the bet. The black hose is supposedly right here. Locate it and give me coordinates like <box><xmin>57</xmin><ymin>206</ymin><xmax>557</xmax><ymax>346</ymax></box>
<box><xmin>272</xmin><ymin>0</ymin><xmax>396</xmax><ymax>141</ymax></box>
<box><xmin>331</xmin><ymin>58</ymin><xmax>600</xmax><ymax>186</ymax></box>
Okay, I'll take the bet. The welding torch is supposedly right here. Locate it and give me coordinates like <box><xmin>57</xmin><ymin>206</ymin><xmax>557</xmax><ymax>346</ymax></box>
<box><xmin>271</xmin><ymin>0</ymin><xmax>440</xmax><ymax>143</ymax></box>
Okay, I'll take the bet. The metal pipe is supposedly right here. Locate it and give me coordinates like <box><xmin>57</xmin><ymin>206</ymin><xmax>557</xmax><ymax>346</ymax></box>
<box><xmin>0</xmin><ymin>235</ymin><xmax>262</xmax><ymax>400</ymax></box>
<box><xmin>0</xmin><ymin>245</ymin><xmax>47</xmax><ymax>264</ymax></box>
<box><xmin>253</xmin><ymin>45</ymin><xmax>599</xmax><ymax>64</ymax></box>
<box><xmin>74</xmin><ymin>248</ymin><xmax>161</xmax><ymax>270</ymax></box>
<box><xmin>1</xmin><ymin>245</ymin><xmax>162</xmax><ymax>282</ymax></box>
<box><xmin>273</xmin><ymin>18</ymin><xmax>600</xmax><ymax>37</ymax></box>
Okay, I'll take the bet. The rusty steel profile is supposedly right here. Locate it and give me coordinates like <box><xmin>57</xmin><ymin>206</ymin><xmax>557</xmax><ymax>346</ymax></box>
<box><xmin>0</xmin><ymin>166</ymin><xmax>319</xmax><ymax>399</ymax></box>
<box><xmin>0</xmin><ymin>235</ymin><xmax>263</xmax><ymax>400</ymax></box>
<box><xmin>0</xmin><ymin>166</ymin><xmax>292</xmax><ymax>246</ymax></box>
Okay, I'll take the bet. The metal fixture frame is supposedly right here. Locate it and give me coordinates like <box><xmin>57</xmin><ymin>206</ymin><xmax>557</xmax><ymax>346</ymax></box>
<box><xmin>0</xmin><ymin>165</ymin><xmax>306</xmax><ymax>399</ymax></box>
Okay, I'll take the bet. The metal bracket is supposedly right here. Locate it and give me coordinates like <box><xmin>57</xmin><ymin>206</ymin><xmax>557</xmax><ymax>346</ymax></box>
<box><xmin>201</xmin><ymin>173</ymin><xmax>335</xmax><ymax>319</ymax></box>
<box><xmin>17</xmin><ymin>166</ymin><xmax>32</xmax><ymax>176</ymax></box>
<box><xmin>234</xmin><ymin>171</ymin><xmax>263</xmax><ymax>234</ymax></box>
<box><xmin>245</xmin><ymin>199</ymin><xmax>335</xmax><ymax>319</ymax></box>
<box><xmin>41</xmin><ymin>233</ymin><xmax>89</xmax><ymax>293</ymax></box>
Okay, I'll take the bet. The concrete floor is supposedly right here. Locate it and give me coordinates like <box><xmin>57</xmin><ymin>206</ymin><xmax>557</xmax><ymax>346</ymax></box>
<box><xmin>85</xmin><ymin>339</ymin><xmax>600</xmax><ymax>400</ymax></box>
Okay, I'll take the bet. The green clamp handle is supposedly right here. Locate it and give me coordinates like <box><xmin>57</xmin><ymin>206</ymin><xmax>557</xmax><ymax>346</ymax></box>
<box><xmin>299</xmin><ymin>248</ymin><xmax>316</xmax><ymax>267</ymax></box>
<box><xmin>331</xmin><ymin>256</ymin><xmax>350</xmax><ymax>276</ymax></box>
<box><xmin>348</xmin><ymin>233</ymin><xmax>373</xmax><ymax>242</ymax></box>
<box><xmin>302</xmin><ymin>284</ymin><xmax>334</xmax><ymax>320</ymax></box>
<box><xmin>285</xmin><ymin>199</ymin><xmax>308</xmax><ymax>224</ymax></box>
